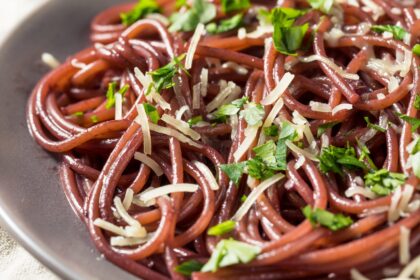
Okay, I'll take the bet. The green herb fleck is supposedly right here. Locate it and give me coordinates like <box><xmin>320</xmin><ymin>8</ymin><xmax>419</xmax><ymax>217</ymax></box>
<box><xmin>240</xmin><ymin>102</ymin><xmax>265</xmax><ymax>126</ymax></box>
<box><xmin>213</xmin><ymin>97</ymin><xmax>248</xmax><ymax>122</ymax></box>
<box><xmin>120</xmin><ymin>0</ymin><xmax>160</xmax><ymax>26</ymax></box>
<box><xmin>371</xmin><ymin>25</ymin><xmax>407</xmax><ymax>41</ymax></box>
<box><xmin>414</xmin><ymin>95</ymin><xmax>420</xmax><ymax>110</ymax></box>
<box><xmin>221</xmin><ymin>0</ymin><xmax>250</xmax><ymax>13</ymax></box>
<box><xmin>317</xmin><ymin>121</ymin><xmax>339</xmax><ymax>137</ymax></box>
<box><xmin>143</xmin><ymin>103</ymin><xmax>160</xmax><ymax>124</ymax></box>
<box><xmin>220</xmin><ymin>162</ymin><xmax>247</xmax><ymax>185</ymax></box>
<box><xmin>105</xmin><ymin>82</ymin><xmax>129</xmax><ymax>110</ymax></box>
<box><xmin>148</xmin><ymin>54</ymin><xmax>189</xmax><ymax>93</ymax></box>
<box><xmin>208</xmin><ymin>220</ymin><xmax>236</xmax><ymax>236</ymax></box>
<box><xmin>90</xmin><ymin>115</ymin><xmax>99</xmax><ymax>123</ymax></box>
<box><xmin>169</xmin><ymin>0</ymin><xmax>216</xmax><ymax>32</ymax></box>
<box><xmin>187</xmin><ymin>116</ymin><xmax>203</xmax><ymax>127</ymax></box>
<box><xmin>263</xmin><ymin>125</ymin><xmax>279</xmax><ymax>137</ymax></box>
<box><xmin>302</xmin><ymin>206</ymin><xmax>353</xmax><ymax>231</ymax></box>
<box><xmin>364</xmin><ymin>169</ymin><xmax>406</xmax><ymax>196</ymax></box>
<box><xmin>206</xmin><ymin>14</ymin><xmax>243</xmax><ymax>34</ymax></box>
<box><xmin>319</xmin><ymin>145</ymin><xmax>367</xmax><ymax>175</ymax></box>
<box><xmin>364</xmin><ymin>116</ymin><xmax>386</xmax><ymax>133</ymax></box>
<box><xmin>240</xmin><ymin>194</ymin><xmax>247</xmax><ymax>202</ymax></box>
<box><xmin>413</xmin><ymin>44</ymin><xmax>420</xmax><ymax>56</ymax></box>
<box><xmin>175</xmin><ymin>260</ymin><xmax>204</xmax><ymax>276</ymax></box>
<box><xmin>397</xmin><ymin>113</ymin><xmax>420</xmax><ymax>132</ymax></box>
<box><xmin>307</xmin><ymin>0</ymin><xmax>334</xmax><ymax>14</ymax></box>
<box><xmin>72</xmin><ymin>111</ymin><xmax>84</xmax><ymax>117</ymax></box>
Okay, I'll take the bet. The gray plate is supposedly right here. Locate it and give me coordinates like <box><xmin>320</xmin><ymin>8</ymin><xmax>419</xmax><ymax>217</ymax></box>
<box><xmin>0</xmin><ymin>1</ymin><xmax>138</xmax><ymax>279</ymax></box>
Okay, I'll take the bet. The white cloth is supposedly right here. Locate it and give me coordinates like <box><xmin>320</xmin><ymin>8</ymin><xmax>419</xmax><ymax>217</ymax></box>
<box><xmin>0</xmin><ymin>0</ymin><xmax>58</xmax><ymax>279</ymax></box>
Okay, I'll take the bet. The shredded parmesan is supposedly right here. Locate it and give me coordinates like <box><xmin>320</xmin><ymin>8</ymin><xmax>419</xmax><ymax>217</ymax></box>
<box><xmin>138</xmin><ymin>183</ymin><xmax>199</xmax><ymax>202</ymax></box>
<box><xmin>161</xmin><ymin>114</ymin><xmax>201</xmax><ymax>140</ymax></box>
<box><xmin>111</xmin><ymin>233</ymin><xmax>154</xmax><ymax>247</ymax></box>
<box><xmin>299</xmin><ymin>55</ymin><xmax>359</xmax><ymax>80</ymax></box>
<box><xmin>192</xmin><ymin>83</ymin><xmax>201</xmax><ymax>109</ymax></box>
<box><xmin>350</xmin><ymin>268</ymin><xmax>370</xmax><ymax>280</ymax></box>
<box><xmin>262</xmin><ymin>97</ymin><xmax>284</xmax><ymax>128</ymax></box>
<box><xmin>134</xmin><ymin>152</ymin><xmax>164</xmax><ymax>176</ymax></box>
<box><xmin>222</xmin><ymin>62</ymin><xmax>248</xmax><ymax>75</ymax></box>
<box><xmin>377</xmin><ymin>93</ymin><xmax>386</xmax><ymax>100</ymax></box>
<box><xmin>345</xmin><ymin>186</ymin><xmax>377</xmax><ymax>200</ymax></box>
<box><xmin>286</xmin><ymin>140</ymin><xmax>319</xmax><ymax>162</ymax></box>
<box><xmin>41</xmin><ymin>53</ymin><xmax>60</xmax><ymax>69</ymax></box>
<box><xmin>149</xmin><ymin>122</ymin><xmax>202</xmax><ymax>148</ymax></box>
<box><xmin>233</xmin><ymin>125</ymin><xmax>260</xmax><ymax>162</ymax></box>
<box><xmin>230</xmin><ymin>114</ymin><xmax>239</xmax><ymax>140</ymax></box>
<box><xmin>360</xmin><ymin>0</ymin><xmax>385</xmax><ymax>20</ymax></box>
<box><xmin>193</xmin><ymin>161</ymin><xmax>219</xmax><ymax>190</ymax></box>
<box><xmin>294</xmin><ymin>156</ymin><xmax>306</xmax><ymax>170</ymax></box>
<box><xmin>94</xmin><ymin>219</ymin><xmax>127</xmax><ymax>237</ymax></box>
<box><xmin>200</xmin><ymin>68</ymin><xmax>209</xmax><ymax>97</ymax></box>
<box><xmin>388</xmin><ymin>186</ymin><xmax>403</xmax><ymax>223</ymax></box>
<box><xmin>400</xmin><ymin>226</ymin><xmax>411</xmax><ymax>265</ymax></box>
<box><xmin>185</xmin><ymin>23</ymin><xmax>204</xmax><ymax>70</ymax></box>
<box><xmin>122</xmin><ymin>189</ymin><xmax>134</xmax><ymax>210</ymax></box>
<box><xmin>135</xmin><ymin>105</ymin><xmax>152</xmax><ymax>155</ymax></box>
<box><xmin>261</xmin><ymin>72</ymin><xmax>295</xmax><ymax>105</ymax></box>
<box><xmin>388</xmin><ymin>76</ymin><xmax>400</xmax><ymax>93</ymax></box>
<box><xmin>332</xmin><ymin>103</ymin><xmax>353</xmax><ymax>115</ymax></box>
<box><xmin>309</xmin><ymin>101</ymin><xmax>332</xmax><ymax>113</ymax></box>
<box><xmin>71</xmin><ymin>59</ymin><xmax>87</xmax><ymax>69</ymax></box>
<box><xmin>237</xmin><ymin>27</ymin><xmax>247</xmax><ymax>39</ymax></box>
<box><xmin>115</xmin><ymin>93</ymin><xmax>123</xmax><ymax>120</ymax></box>
<box><xmin>175</xmin><ymin>105</ymin><xmax>190</xmax><ymax>120</ymax></box>
<box><xmin>232</xmin><ymin>173</ymin><xmax>285</xmax><ymax>221</ymax></box>
<box><xmin>398</xmin><ymin>255</ymin><xmax>420</xmax><ymax>278</ymax></box>
<box><xmin>324</xmin><ymin>28</ymin><xmax>345</xmax><ymax>47</ymax></box>
<box><xmin>206</xmin><ymin>81</ymin><xmax>241</xmax><ymax>113</ymax></box>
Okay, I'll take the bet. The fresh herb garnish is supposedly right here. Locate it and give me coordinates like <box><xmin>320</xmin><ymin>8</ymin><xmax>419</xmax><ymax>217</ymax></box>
<box><xmin>120</xmin><ymin>0</ymin><xmax>160</xmax><ymax>26</ymax></box>
<box><xmin>147</xmin><ymin>54</ymin><xmax>188</xmax><ymax>93</ymax></box>
<box><xmin>371</xmin><ymin>25</ymin><xmax>407</xmax><ymax>41</ymax></box>
<box><xmin>220</xmin><ymin>162</ymin><xmax>247</xmax><ymax>185</ymax></box>
<box><xmin>397</xmin><ymin>113</ymin><xmax>420</xmax><ymax>132</ymax></box>
<box><xmin>240</xmin><ymin>102</ymin><xmax>265</xmax><ymax>126</ymax></box>
<box><xmin>72</xmin><ymin>111</ymin><xmax>84</xmax><ymax>117</ymax></box>
<box><xmin>105</xmin><ymin>82</ymin><xmax>129</xmax><ymax>110</ymax></box>
<box><xmin>263</xmin><ymin>125</ymin><xmax>279</xmax><ymax>137</ymax></box>
<box><xmin>143</xmin><ymin>103</ymin><xmax>160</xmax><ymax>124</ymax></box>
<box><xmin>364</xmin><ymin>116</ymin><xmax>386</xmax><ymax>133</ymax></box>
<box><xmin>169</xmin><ymin>0</ymin><xmax>216</xmax><ymax>32</ymax></box>
<box><xmin>240</xmin><ymin>194</ymin><xmax>247</xmax><ymax>202</ymax></box>
<box><xmin>213</xmin><ymin>97</ymin><xmax>248</xmax><ymax>122</ymax></box>
<box><xmin>317</xmin><ymin>121</ymin><xmax>339</xmax><ymax>137</ymax></box>
<box><xmin>175</xmin><ymin>0</ymin><xmax>187</xmax><ymax>9</ymax></box>
<box><xmin>187</xmin><ymin>115</ymin><xmax>203</xmax><ymax>127</ymax></box>
<box><xmin>413</xmin><ymin>44</ymin><xmax>420</xmax><ymax>56</ymax></box>
<box><xmin>358</xmin><ymin>142</ymin><xmax>377</xmax><ymax>171</ymax></box>
<box><xmin>276</xmin><ymin>121</ymin><xmax>298</xmax><ymax>170</ymax></box>
<box><xmin>364</xmin><ymin>169</ymin><xmax>406</xmax><ymax>196</ymax></box>
<box><xmin>307</xmin><ymin>0</ymin><xmax>334</xmax><ymax>14</ymax></box>
<box><xmin>411</xmin><ymin>152</ymin><xmax>420</xmax><ymax>179</ymax></box>
<box><xmin>175</xmin><ymin>260</ymin><xmax>204</xmax><ymax>276</ymax></box>
<box><xmin>319</xmin><ymin>145</ymin><xmax>367</xmax><ymax>175</ymax></box>
<box><xmin>221</xmin><ymin>0</ymin><xmax>250</xmax><ymax>13</ymax></box>
<box><xmin>247</xmin><ymin>157</ymin><xmax>276</xmax><ymax>180</ymax></box>
<box><xmin>208</xmin><ymin>220</ymin><xmax>236</xmax><ymax>236</ymax></box>
<box><xmin>414</xmin><ymin>95</ymin><xmax>420</xmax><ymax>110</ymax></box>
<box><xmin>91</xmin><ymin>115</ymin><xmax>99</xmax><ymax>123</ymax></box>
<box><xmin>302</xmin><ymin>206</ymin><xmax>353</xmax><ymax>231</ymax></box>
<box><xmin>271</xmin><ymin>7</ymin><xmax>308</xmax><ymax>56</ymax></box>
<box><xmin>201</xmin><ymin>239</ymin><xmax>261</xmax><ymax>272</ymax></box>
<box><xmin>206</xmin><ymin>14</ymin><xmax>243</xmax><ymax>34</ymax></box>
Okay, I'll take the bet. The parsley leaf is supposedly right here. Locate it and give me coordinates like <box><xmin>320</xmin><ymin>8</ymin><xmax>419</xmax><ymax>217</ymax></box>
<box><xmin>253</xmin><ymin>140</ymin><xmax>277</xmax><ymax>167</ymax></box>
<box><xmin>213</xmin><ymin>97</ymin><xmax>248</xmax><ymax>122</ymax></box>
<box><xmin>220</xmin><ymin>162</ymin><xmax>247</xmax><ymax>185</ymax></box>
<box><xmin>120</xmin><ymin>0</ymin><xmax>160</xmax><ymax>26</ymax></box>
<box><xmin>221</xmin><ymin>0</ymin><xmax>250</xmax><ymax>13</ymax></box>
<box><xmin>319</xmin><ymin>145</ymin><xmax>367</xmax><ymax>175</ymax></box>
<box><xmin>414</xmin><ymin>95</ymin><xmax>420</xmax><ymax>110</ymax></box>
<box><xmin>364</xmin><ymin>116</ymin><xmax>386</xmax><ymax>133</ymax></box>
<box><xmin>276</xmin><ymin>121</ymin><xmax>298</xmax><ymax>170</ymax></box>
<box><xmin>169</xmin><ymin>0</ymin><xmax>216</xmax><ymax>32</ymax></box>
<box><xmin>143</xmin><ymin>103</ymin><xmax>160</xmax><ymax>124</ymax></box>
<box><xmin>91</xmin><ymin>115</ymin><xmax>99</xmax><ymax>123</ymax></box>
<box><xmin>206</xmin><ymin>14</ymin><xmax>243</xmax><ymax>34</ymax></box>
<box><xmin>358</xmin><ymin>142</ymin><xmax>377</xmax><ymax>171</ymax></box>
<box><xmin>187</xmin><ymin>116</ymin><xmax>203</xmax><ymax>127</ymax></box>
<box><xmin>148</xmin><ymin>54</ymin><xmax>188</xmax><ymax>93</ymax></box>
<box><xmin>247</xmin><ymin>157</ymin><xmax>276</xmax><ymax>180</ymax></box>
<box><xmin>201</xmin><ymin>239</ymin><xmax>261</xmax><ymax>272</ymax></box>
<box><xmin>364</xmin><ymin>169</ymin><xmax>406</xmax><ymax>196</ymax></box>
<box><xmin>317</xmin><ymin>121</ymin><xmax>339</xmax><ymax>137</ymax></box>
<box><xmin>397</xmin><ymin>113</ymin><xmax>420</xmax><ymax>132</ymax></box>
<box><xmin>307</xmin><ymin>0</ymin><xmax>334</xmax><ymax>14</ymax></box>
<box><xmin>411</xmin><ymin>152</ymin><xmax>420</xmax><ymax>179</ymax></box>
<box><xmin>73</xmin><ymin>111</ymin><xmax>84</xmax><ymax>117</ymax></box>
<box><xmin>413</xmin><ymin>44</ymin><xmax>420</xmax><ymax>56</ymax></box>
<box><xmin>263</xmin><ymin>125</ymin><xmax>279</xmax><ymax>137</ymax></box>
<box><xmin>175</xmin><ymin>0</ymin><xmax>187</xmax><ymax>9</ymax></box>
<box><xmin>105</xmin><ymin>82</ymin><xmax>130</xmax><ymax>110</ymax></box>
<box><xmin>302</xmin><ymin>206</ymin><xmax>353</xmax><ymax>231</ymax></box>
<box><xmin>271</xmin><ymin>8</ymin><xmax>309</xmax><ymax>56</ymax></box>
<box><xmin>240</xmin><ymin>102</ymin><xmax>265</xmax><ymax>126</ymax></box>
<box><xmin>208</xmin><ymin>220</ymin><xmax>236</xmax><ymax>236</ymax></box>
<box><xmin>240</xmin><ymin>194</ymin><xmax>247</xmax><ymax>202</ymax></box>
<box><xmin>175</xmin><ymin>260</ymin><xmax>204</xmax><ymax>276</ymax></box>
<box><xmin>371</xmin><ymin>25</ymin><xmax>407</xmax><ymax>41</ymax></box>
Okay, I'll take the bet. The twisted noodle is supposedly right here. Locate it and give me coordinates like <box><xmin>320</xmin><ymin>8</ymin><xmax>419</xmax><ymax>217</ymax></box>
<box><xmin>27</xmin><ymin>0</ymin><xmax>420</xmax><ymax>279</ymax></box>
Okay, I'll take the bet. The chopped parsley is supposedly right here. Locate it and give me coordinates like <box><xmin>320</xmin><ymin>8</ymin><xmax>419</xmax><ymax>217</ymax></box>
<box><xmin>397</xmin><ymin>113</ymin><xmax>420</xmax><ymax>132</ymax></box>
<box><xmin>414</xmin><ymin>95</ymin><xmax>420</xmax><ymax>110</ymax></box>
<box><xmin>317</xmin><ymin>121</ymin><xmax>339</xmax><ymax>137</ymax></box>
<box><xmin>240</xmin><ymin>102</ymin><xmax>265</xmax><ymax>126</ymax></box>
<box><xmin>358</xmin><ymin>143</ymin><xmax>377</xmax><ymax>171</ymax></box>
<box><xmin>263</xmin><ymin>125</ymin><xmax>279</xmax><ymax>137</ymax></box>
<box><xmin>90</xmin><ymin>115</ymin><xmax>99</xmax><ymax>123</ymax></box>
<box><xmin>364</xmin><ymin>116</ymin><xmax>386</xmax><ymax>133</ymax></box>
<box><xmin>72</xmin><ymin>111</ymin><xmax>84</xmax><ymax>117</ymax></box>
<box><xmin>147</xmin><ymin>54</ymin><xmax>189</xmax><ymax>93</ymax></box>
<box><xmin>220</xmin><ymin>162</ymin><xmax>247</xmax><ymax>185</ymax></box>
<box><xmin>307</xmin><ymin>0</ymin><xmax>334</xmax><ymax>14</ymax></box>
<box><xmin>208</xmin><ymin>220</ymin><xmax>236</xmax><ymax>236</ymax></box>
<box><xmin>364</xmin><ymin>169</ymin><xmax>406</xmax><ymax>196</ymax></box>
<box><xmin>411</xmin><ymin>152</ymin><xmax>420</xmax><ymax>179</ymax></box>
<box><xmin>247</xmin><ymin>157</ymin><xmax>276</xmax><ymax>180</ymax></box>
<box><xmin>276</xmin><ymin>121</ymin><xmax>298</xmax><ymax>170</ymax></box>
<box><xmin>143</xmin><ymin>103</ymin><xmax>160</xmax><ymax>124</ymax></box>
<box><xmin>206</xmin><ymin>14</ymin><xmax>243</xmax><ymax>34</ymax></box>
<box><xmin>371</xmin><ymin>25</ymin><xmax>407</xmax><ymax>41</ymax></box>
<box><xmin>319</xmin><ymin>145</ymin><xmax>367</xmax><ymax>175</ymax></box>
<box><xmin>187</xmin><ymin>115</ymin><xmax>203</xmax><ymax>127</ymax></box>
<box><xmin>105</xmin><ymin>82</ymin><xmax>129</xmax><ymax>110</ymax></box>
<box><xmin>240</xmin><ymin>194</ymin><xmax>248</xmax><ymax>202</ymax></box>
<box><xmin>169</xmin><ymin>0</ymin><xmax>216</xmax><ymax>32</ymax></box>
<box><xmin>302</xmin><ymin>206</ymin><xmax>353</xmax><ymax>231</ymax></box>
<box><xmin>413</xmin><ymin>44</ymin><xmax>420</xmax><ymax>56</ymax></box>
<box><xmin>201</xmin><ymin>239</ymin><xmax>261</xmax><ymax>272</ymax></box>
<box><xmin>221</xmin><ymin>0</ymin><xmax>250</xmax><ymax>13</ymax></box>
<box><xmin>175</xmin><ymin>260</ymin><xmax>204</xmax><ymax>276</ymax></box>
<box><xmin>271</xmin><ymin>7</ymin><xmax>308</xmax><ymax>56</ymax></box>
<box><xmin>120</xmin><ymin>0</ymin><xmax>160</xmax><ymax>26</ymax></box>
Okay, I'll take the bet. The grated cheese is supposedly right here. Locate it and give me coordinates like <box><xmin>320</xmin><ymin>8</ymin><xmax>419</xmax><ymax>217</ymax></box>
<box><xmin>206</xmin><ymin>81</ymin><xmax>241</xmax><ymax>113</ymax></box>
<box><xmin>230</xmin><ymin>114</ymin><xmax>239</xmax><ymax>140</ymax></box>
<box><xmin>161</xmin><ymin>114</ymin><xmax>201</xmax><ymax>140</ymax></box>
<box><xmin>261</xmin><ymin>72</ymin><xmax>295</xmax><ymax>105</ymax></box>
<box><xmin>399</xmin><ymin>226</ymin><xmax>411</xmax><ymax>265</ymax></box>
<box><xmin>262</xmin><ymin>97</ymin><xmax>284</xmax><ymax>128</ymax></box>
<box><xmin>192</xmin><ymin>83</ymin><xmax>201</xmax><ymax>109</ymax></box>
<box><xmin>135</xmin><ymin>104</ymin><xmax>152</xmax><ymax>155</ymax></box>
<box><xmin>309</xmin><ymin>101</ymin><xmax>332</xmax><ymax>113</ymax></box>
<box><xmin>193</xmin><ymin>160</ymin><xmax>219</xmax><ymax>190</ymax></box>
<box><xmin>286</xmin><ymin>140</ymin><xmax>319</xmax><ymax>162</ymax></box>
<box><xmin>122</xmin><ymin>189</ymin><xmax>134</xmax><ymax>210</ymax></box>
<box><xmin>232</xmin><ymin>173</ymin><xmax>285</xmax><ymax>221</ymax></box>
<box><xmin>134</xmin><ymin>152</ymin><xmax>164</xmax><ymax>176</ymax></box>
<box><xmin>345</xmin><ymin>186</ymin><xmax>377</xmax><ymax>200</ymax></box>
<box><xmin>175</xmin><ymin>105</ymin><xmax>190</xmax><ymax>120</ymax></box>
<box><xmin>115</xmin><ymin>93</ymin><xmax>123</xmax><ymax>120</ymax></box>
<box><xmin>138</xmin><ymin>183</ymin><xmax>199</xmax><ymax>202</ymax></box>
<box><xmin>398</xmin><ymin>254</ymin><xmax>420</xmax><ymax>278</ymax></box>
<box><xmin>41</xmin><ymin>53</ymin><xmax>60</xmax><ymax>69</ymax></box>
<box><xmin>185</xmin><ymin>23</ymin><xmax>205</xmax><ymax>70</ymax></box>
<box><xmin>149</xmin><ymin>122</ymin><xmax>202</xmax><ymax>148</ymax></box>
<box><xmin>360</xmin><ymin>0</ymin><xmax>385</xmax><ymax>21</ymax></box>
<box><xmin>350</xmin><ymin>268</ymin><xmax>370</xmax><ymax>280</ymax></box>
<box><xmin>233</xmin><ymin>125</ymin><xmax>259</xmax><ymax>162</ymax></box>
<box><xmin>299</xmin><ymin>55</ymin><xmax>359</xmax><ymax>80</ymax></box>
<box><xmin>71</xmin><ymin>59</ymin><xmax>87</xmax><ymax>69</ymax></box>
<box><xmin>332</xmin><ymin>103</ymin><xmax>353</xmax><ymax>115</ymax></box>
<box><xmin>294</xmin><ymin>156</ymin><xmax>306</xmax><ymax>170</ymax></box>
<box><xmin>222</xmin><ymin>62</ymin><xmax>249</xmax><ymax>75</ymax></box>
<box><xmin>94</xmin><ymin>219</ymin><xmax>127</xmax><ymax>237</ymax></box>
<box><xmin>200</xmin><ymin>68</ymin><xmax>209</xmax><ymax>97</ymax></box>
<box><xmin>111</xmin><ymin>233</ymin><xmax>154</xmax><ymax>247</ymax></box>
